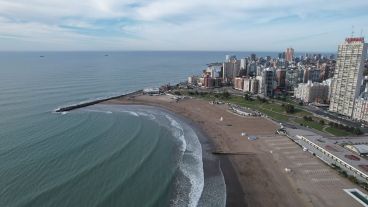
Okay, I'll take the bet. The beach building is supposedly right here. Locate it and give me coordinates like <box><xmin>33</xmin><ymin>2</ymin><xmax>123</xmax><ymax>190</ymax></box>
<box><xmin>143</xmin><ymin>88</ymin><xmax>160</xmax><ymax>95</ymax></box>
<box><xmin>286</xmin><ymin>127</ymin><xmax>368</xmax><ymax>183</ymax></box>
<box><xmin>345</xmin><ymin>144</ymin><xmax>368</xmax><ymax>156</ymax></box>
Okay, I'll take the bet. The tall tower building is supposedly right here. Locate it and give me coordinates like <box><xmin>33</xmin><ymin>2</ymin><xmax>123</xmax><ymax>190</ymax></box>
<box><xmin>285</xmin><ymin>48</ymin><xmax>294</xmax><ymax>62</ymax></box>
<box><xmin>329</xmin><ymin>37</ymin><xmax>367</xmax><ymax>117</ymax></box>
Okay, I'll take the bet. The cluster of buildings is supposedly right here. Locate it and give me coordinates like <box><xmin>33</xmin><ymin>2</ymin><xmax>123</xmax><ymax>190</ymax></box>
<box><xmin>189</xmin><ymin>49</ymin><xmax>336</xmax><ymax>99</ymax></box>
<box><xmin>188</xmin><ymin>37</ymin><xmax>368</xmax><ymax>123</ymax></box>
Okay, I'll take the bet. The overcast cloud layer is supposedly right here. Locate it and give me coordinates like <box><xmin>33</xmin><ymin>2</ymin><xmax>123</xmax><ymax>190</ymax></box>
<box><xmin>0</xmin><ymin>0</ymin><xmax>367</xmax><ymax>51</ymax></box>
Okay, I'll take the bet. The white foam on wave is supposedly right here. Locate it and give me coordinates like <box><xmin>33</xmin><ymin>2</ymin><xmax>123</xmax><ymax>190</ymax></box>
<box><xmin>165</xmin><ymin>115</ymin><xmax>204</xmax><ymax>207</ymax></box>
<box><xmin>126</xmin><ymin>111</ymin><xmax>139</xmax><ymax>117</ymax></box>
<box><xmin>84</xmin><ymin>109</ymin><xmax>106</xmax><ymax>113</ymax></box>
<box><xmin>137</xmin><ymin>112</ymin><xmax>156</xmax><ymax>120</ymax></box>
<box><xmin>61</xmin><ymin>112</ymin><xmax>68</xmax><ymax>115</ymax></box>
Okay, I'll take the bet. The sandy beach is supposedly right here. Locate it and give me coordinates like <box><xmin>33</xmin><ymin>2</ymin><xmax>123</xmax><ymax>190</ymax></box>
<box><xmin>104</xmin><ymin>94</ymin><xmax>362</xmax><ymax>207</ymax></box>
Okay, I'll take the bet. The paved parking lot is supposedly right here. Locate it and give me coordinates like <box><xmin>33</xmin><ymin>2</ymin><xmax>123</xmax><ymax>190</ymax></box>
<box><xmin>257</xmin><ymin>135</ymin><xmax>365</xmax><ymax>207</ymax></box>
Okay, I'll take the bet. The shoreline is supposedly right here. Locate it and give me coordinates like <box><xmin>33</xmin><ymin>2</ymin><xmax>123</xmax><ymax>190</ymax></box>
<box><xmin>101</xmin><ymin>93</ymin><xmax>366</xmax><ymax>207</ymax></box>
<box><xmin>167</xmin><ymin>106</ymin><xmax>246</xmax><ymax>206</ymax></box>
<box><xmin>100</xmin><ymin>95</ymin><xmax>246</xmax><ymax>206</ymax></box>
<box><xmin>102</xmin><ymin>93</ymin><xmax>305</xmax><ymax>206</ymax></box>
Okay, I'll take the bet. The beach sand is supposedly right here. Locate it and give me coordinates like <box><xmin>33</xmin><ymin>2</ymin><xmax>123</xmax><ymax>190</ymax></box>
<box><xmin>103</xmin><ymin>94</ymin><xmax>311</xmax><ymax>206</ymax></box>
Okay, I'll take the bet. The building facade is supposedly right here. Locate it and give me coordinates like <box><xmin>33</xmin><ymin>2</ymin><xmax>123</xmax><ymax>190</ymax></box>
<box><xmin>286</xmin><ymin>48</ymin><xmax>294</xmax><ymax>62</ymax></box>
<box><xmin>223</xmin><ymin>59</ymin><xmax>241</xmax><ymax>83</ymax></box>
<box><xmin>353</xmin><ymin>85</ymin><xmax>368</xmax><ymax>122</ymax></box>
<box><xmin>263</xmin><ymin>68</ymin><xmax>275</xmax><ymax>97</ymax></box>
<box><xmin>234</xmin><ymin>77</ymin><xmax>244</xmax><ymax>91</ymax></box>
<box><xmin>294</xmin><ymin>81</ymin><xmax>329</xmax><ymax>103</ymax></box>
<box><xmin>329</xmin><ymin>37</ymin><xmax>367</xmax><ymax>117</ymax></box>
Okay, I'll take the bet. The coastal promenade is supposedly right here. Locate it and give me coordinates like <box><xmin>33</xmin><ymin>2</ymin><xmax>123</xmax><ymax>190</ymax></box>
<box><xmin>103</xmin><ymin>94</ymin><xmax>365</xmax><ymax>207</ymax></box>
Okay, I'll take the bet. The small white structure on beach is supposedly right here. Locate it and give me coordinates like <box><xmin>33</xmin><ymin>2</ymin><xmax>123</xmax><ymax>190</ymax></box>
<box><xmin>248</xmin><ymin>135</ymin><xmax>257</xmax><ymax>141</ymax></box>
<box><xmin>143</xmin><ymin>88</ymin><xmax>160</xmax><ymax>95</ymax></box>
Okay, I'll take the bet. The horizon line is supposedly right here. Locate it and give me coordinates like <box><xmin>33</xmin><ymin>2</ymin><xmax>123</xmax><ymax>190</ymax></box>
<box><xmin>0</xmin><ymin>49</ymin><xmax>337</xmax><ymax>54</ymax></box>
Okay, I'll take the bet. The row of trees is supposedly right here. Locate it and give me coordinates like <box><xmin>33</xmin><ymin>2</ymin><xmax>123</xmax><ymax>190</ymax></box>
<box><xmin>187</xmin><ymin>90</ymin><xmax>232</xmax><ymax>99</ymax></box>
<box><xmin>303</xmin><ymin>115</ymin><xmax>363</xmax><ymax>135</ymax></box>
<box><xmin>328</xmin><ymin>121</ymin><xmax>363</xmax><ymax>135</ymax></box>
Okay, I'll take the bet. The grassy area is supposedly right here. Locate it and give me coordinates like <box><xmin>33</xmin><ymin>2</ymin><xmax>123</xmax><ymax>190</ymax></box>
<box><xmin>219</xmin><ymin>96</ymin><xmax>291</xmax><ymax>121</ymax></box>
<box><xmin>293</xmin><ymin>108</ymin><xmax>313</xmax><ymax>117</ymax></box>
<box><xmin>295</xmin><ymin>119</ymin><xmax>325</xmax><ymax>131</ymax></box>
<box><xmin>258</xmin><ymin>107</ymin><xmax>289</xmax><ymax>121</ymax></box>
<box><xmin>181</xmin><ymin>89</ymin><xmax>357</xmax><ymax>136</ymax></box>
<box><xmin>186</xmin><ymin>92</ymin><xmax>309</xmax><ymax>122</ymax></box>
<box><xmin>325</xmin><ymin>127</ymin><xmax>353</xmax><ymax>136</ymax></box>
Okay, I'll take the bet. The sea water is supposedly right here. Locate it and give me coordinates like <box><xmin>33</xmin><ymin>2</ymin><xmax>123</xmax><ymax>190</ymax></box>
<box><xmin>0</xmin><ymin>51</ymin><xmax>276</xmax><ymax>206</ymax></box>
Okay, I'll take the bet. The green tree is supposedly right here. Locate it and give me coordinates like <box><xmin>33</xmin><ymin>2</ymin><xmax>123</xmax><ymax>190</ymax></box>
<box><xmin>284</xmin><ymin>104</ymin><xmax>295</xmax><ymax>114</ymax></box>
<box><xmin>257</xmin><ymin>96</ymin><xmax>268</xmax><ymax>103</ymax></box>
<box><xmin>221</xmin><ymin>91</ymin><xmax>231</xmax><ymax>99</ymax></box>
<box><xmin>319</xmin><ymin>120</ymin><xmax>325</xmax><ymax>125</ymax></box>
<box><xmin>353</xmin><ymin>127</ymin><xmax>363</xmax><ymax>135</ymax></box>
<box><xmin>244</xmin><ymin>92</ymin><xmax>252</xmax><ymax>101</ymax></box>
<box><xmin>174</xmin><ymin>91</ymin><xmax>182</xmax><ymax>96</ymax></box>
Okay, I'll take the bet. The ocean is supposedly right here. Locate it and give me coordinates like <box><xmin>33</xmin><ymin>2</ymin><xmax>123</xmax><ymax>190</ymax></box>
<box><xmin>0</xmin><ymin>51</ymin><xmax>277</xmax><ymax>207</ymax></box>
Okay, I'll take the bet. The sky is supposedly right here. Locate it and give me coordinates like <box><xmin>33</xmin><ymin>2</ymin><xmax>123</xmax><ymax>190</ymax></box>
<box><xmin>0</xmin><ymin>0</ymin><xmax>368</xmax><ymax>52</ymax></box>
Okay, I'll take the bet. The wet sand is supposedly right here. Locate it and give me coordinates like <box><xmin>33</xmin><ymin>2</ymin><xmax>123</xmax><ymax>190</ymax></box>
<box><xmin>103</xmin><ymin>94</ymin><xmax>310</xmax><ymax>206</ymax></box>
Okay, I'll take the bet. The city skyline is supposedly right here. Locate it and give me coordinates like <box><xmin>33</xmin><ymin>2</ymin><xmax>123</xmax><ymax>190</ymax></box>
<box><xmin>0</xmin><ymin>0</ymin><xmax>368</xmax><ymax>51</ymax></box>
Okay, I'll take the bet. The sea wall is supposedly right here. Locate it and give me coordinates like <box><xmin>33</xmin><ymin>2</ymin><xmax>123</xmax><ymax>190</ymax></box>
<box><xmin>55</xmin><ymin>90</ymin><xmax>142</xmax><ymax>112</ymax></box>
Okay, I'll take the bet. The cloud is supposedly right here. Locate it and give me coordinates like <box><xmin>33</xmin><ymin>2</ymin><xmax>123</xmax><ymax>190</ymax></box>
<box><xmin>0</xmin><ymin>0</ymin><xmax>367</xmax><ymax>51</ymax></box>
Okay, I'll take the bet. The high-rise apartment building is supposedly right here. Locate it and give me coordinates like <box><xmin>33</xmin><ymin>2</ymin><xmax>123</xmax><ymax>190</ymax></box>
<box><xmin>263</xmin><ymin>68</ymin><xmax>275</xmax><ymax>97</ymax></box>
<box><xmin>329</xmin><ymin>37</ymin><xmax>367</xmax><ymax>117</ymax></box>
<box><xmin>223</xmin><ymin>55</ymin><xmax>240</xmax><ymax>83</ymax></box>
<box><xmin>286</xmin><ymin>48</ymin><xmax>294</xmax><ymax>62</ymax></box>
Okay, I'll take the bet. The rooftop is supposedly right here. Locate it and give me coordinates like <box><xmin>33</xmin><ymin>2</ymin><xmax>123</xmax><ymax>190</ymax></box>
<box><xmin>286</xmin><ymin>128</ymin><xmax>368</xmax><ymax>174</ymax></box>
